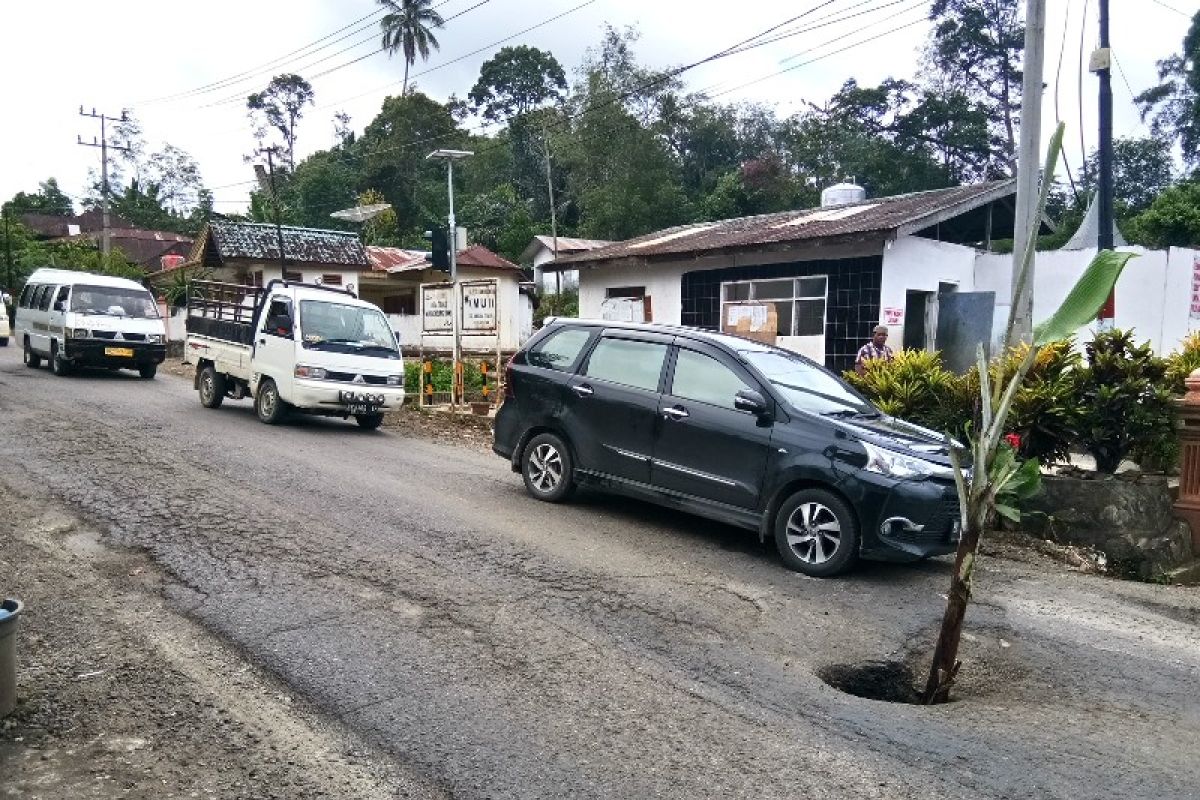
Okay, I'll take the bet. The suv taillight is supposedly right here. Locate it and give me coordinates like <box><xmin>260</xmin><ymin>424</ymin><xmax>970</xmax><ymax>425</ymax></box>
<box><xmin>504</xmin><ymin>352</ymin><xmax>517</xmax><ymax>399</ymax></box>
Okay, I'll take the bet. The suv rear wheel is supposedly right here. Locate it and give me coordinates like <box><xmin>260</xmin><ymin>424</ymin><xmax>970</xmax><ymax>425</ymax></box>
<box><xmin>774</xmin><ymin>488</ymin><xmax>859</xmax><ymax>577</ymax></box>
<box><xmin>521</xmin><ymin>432</ymin><xmax>575</xmax><ymax>502</ymax></box>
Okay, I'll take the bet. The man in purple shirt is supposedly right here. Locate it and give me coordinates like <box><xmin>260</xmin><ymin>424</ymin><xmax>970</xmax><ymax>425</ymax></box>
<box><xmin>855</xmin><ymin>325</ymin><xmax>894</xmax><ymax>375</ymax></box>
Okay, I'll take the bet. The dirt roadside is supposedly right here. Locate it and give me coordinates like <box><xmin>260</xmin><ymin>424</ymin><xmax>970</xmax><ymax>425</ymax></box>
<box><xmin>0</xmin><ymin>474</ymin><xmax>439</xmax><ymax>800</ymax></box>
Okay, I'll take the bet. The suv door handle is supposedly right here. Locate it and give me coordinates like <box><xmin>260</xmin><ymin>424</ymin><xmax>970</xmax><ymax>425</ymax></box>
<box><xmin>571</xmin><ymin>384</ymin><xmax>594</xmax><ymax>397</ymax></box>
<box><xmin>663</xmin><ymin>405</ymin><xmax>689</xmax><ymax>420</ymax></box>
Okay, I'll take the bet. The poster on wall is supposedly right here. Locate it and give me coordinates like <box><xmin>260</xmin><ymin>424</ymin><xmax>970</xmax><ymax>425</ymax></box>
<box><xmin>882</xmin><ymin>307</ymin><xmax>904</xmax><ymax>326</ymax></box>
<box><xmin>1191</xmin><ymin>255</ymin><xmax>1200</xmax><ymax>319</ymax></box>
<box><xmin>421</xmin><ymin>284</ymin><xmax>453</xmax><ymax>332</ymax></box>
<box><xmin>461</xmin><ymin>280</ymin><xmax>498</xmax><ymax>331</ymax></box>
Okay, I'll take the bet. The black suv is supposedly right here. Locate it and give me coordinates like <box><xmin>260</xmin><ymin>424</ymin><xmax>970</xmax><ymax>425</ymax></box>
<box><xmin>493</xmin><ymin>320</ymin><xmax>961</xmax><ymax>576</ymax></box>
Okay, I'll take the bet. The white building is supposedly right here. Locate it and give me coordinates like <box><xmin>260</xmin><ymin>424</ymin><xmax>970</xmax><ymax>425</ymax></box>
<box><xmin>545</xmin><ymin>181</ymin><xmax>1199</xmax><ymax>373</ymax></box>
<box><xmin>519</xmin><ymin>235</ymin><xmax>611</xmax><ymax>294</ymax></box>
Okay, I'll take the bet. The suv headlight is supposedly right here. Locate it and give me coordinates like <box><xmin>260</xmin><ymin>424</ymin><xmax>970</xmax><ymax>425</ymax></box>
<box><xmin>862</xmin><ymin>441</ymin><xmax>950</xmax><ymax>480</ymax></box>
<box><xmin>294</xmin><ymin>365</ymin><xmax>328</xmax><ymax>380</ymax></box>
<box><xmin>386</xmin><ymin>374</ymin><xmax>402</xmax><ymax>386</ymax></box>
<box><xmin>69</xmin><ymin>328</ymin><xmax>90</xmax><ymax>339</ymax></box>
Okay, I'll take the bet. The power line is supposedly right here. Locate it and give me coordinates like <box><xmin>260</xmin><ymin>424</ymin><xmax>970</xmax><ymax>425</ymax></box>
<box><xmin>1148</xmin><ymin>0</ymin><xmax>1192</xmax><ymax>18</ymax></box>
<box><xmin>1054</xmin><ymin>0</ymin><xmax>1079</xmax><ymax>199</ymax></box>
<box><xmin>315</xmin><ymin>0</ymin><xmax>596</xmax><ymax>112</ymax></box>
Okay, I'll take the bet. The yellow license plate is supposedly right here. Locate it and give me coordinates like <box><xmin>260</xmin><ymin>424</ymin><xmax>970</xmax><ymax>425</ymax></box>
<box><xmin>104</xmin><ymin>347</ymin><xmax>134</xmax><ymax>357</ymax></box>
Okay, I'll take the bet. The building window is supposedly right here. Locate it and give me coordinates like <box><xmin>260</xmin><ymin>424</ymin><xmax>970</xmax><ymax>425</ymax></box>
<box><xmin>321</xmin><ymin>274</ymin><xmax>342</xmax><ymax>286</ymax></box>
<box><xmin>283</xmin><ymin>270</ymin><xmax>303</xmax><ymax>282</ymax></box>
<box><xmin>605</xmin><ymin>286</ymin><xmax>645</xmax><ymax>299</ymax></box>
<box><xmin>382</xmin><ymin>292</ymin><xmax>416</xmax><ymax>315</ymax></box>
<box><xmin>721</xmin><ymin>276</ymin><xmax>827</xmax><ymax>337</ymax></box>
<box><xmin>251</xmin><ymin>270</ymin><xmax>264</xmax><ymax>287</ymax></box>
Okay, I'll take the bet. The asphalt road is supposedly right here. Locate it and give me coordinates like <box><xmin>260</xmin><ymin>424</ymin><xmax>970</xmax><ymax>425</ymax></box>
<box><xmin>1</xmin><ymin>345</ymin><xmax>1198</xmax><ymax>799</ymax></box>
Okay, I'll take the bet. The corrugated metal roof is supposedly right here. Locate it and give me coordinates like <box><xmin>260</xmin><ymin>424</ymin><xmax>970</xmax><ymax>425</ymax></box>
<box><xmin>519</xmin><ymin>235</ymin><xmax>613</xmax><ymax>264</ymax></box>
<box><xmin>457</xmin><ymin>244</ymin><xmax>521</xmax><ymax>271</ymax></box>
<box><xmin>207</xmin><ymin>221</ymin><xmax>368</xmax><ymax>266</ymax></box>
<box><xmin>366</xmin><ymin>246</ymin><xmax>429</xmax><ymax>273</ymax></box>
<box><xmin>550</xmin><ymin>180</ymin><xmax>1016</xmax><ymax>267</ymax></box>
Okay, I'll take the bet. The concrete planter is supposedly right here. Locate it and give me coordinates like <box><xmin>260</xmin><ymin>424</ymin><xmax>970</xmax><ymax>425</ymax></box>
<box><xmin>1023</xmin><ymin>474</ymin><xmax>1194</xmax><ymax>580</ymax></box>
<box><xmin>0</xmin><ymin>597</ymin><xmax>22</xmax><ymax>718</ymax></box>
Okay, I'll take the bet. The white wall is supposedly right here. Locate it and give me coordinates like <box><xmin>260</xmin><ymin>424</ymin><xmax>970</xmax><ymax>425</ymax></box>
<box><xmin>975</xmin><ymin>246</ymin><xmax>1198</xmax><ymax>355</ymax></box>
<box><xmin>533</xmin><ymin>248</ymin><xmax>579</xmax><ymax>293</ymax></box>
<box><xmin>879</xmin><ymin>237</ymin><xmax>979</xmax><ymax>347</ymax></box>
<box><xmin>577</xmin><ymin>262</ymin><xmax>686</xmax><ymax>324</ymax></box>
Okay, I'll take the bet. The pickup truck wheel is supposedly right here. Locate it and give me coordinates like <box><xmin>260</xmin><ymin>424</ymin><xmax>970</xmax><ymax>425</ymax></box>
<box><xmin>774</xmin><ymin>488</ymin><xmax>859</xmax><ymax>577</ymax></box>
<box><xmin>23</xmin><ymin>339</ymin><xmax>41</xmax><ymax>369</ymax></box>
<box><xmin>138</xmin><ymin>364</ymin><xmax>157</xmax><ymax>379</ymax></box>
<box><xmin>50</xmin><ymin>344</ymin><xmax>72</xmax><ymax>376</ymax></box>
<box><xmin>521</xmin><ymin>432</ymin><xmax>576</xmax><ymax>503</ymax></box>
<box><xmin>198</xmin><ymin>365</ymin><xmax>225</xmax><ymax>408</ymax></box>
<box><xmin>355</xmin><ymin>413</ymin><xmax>384</xmax><ymax>430</ymax></box>
<box><xmin>255</xmin><ymin>378</ymin><xmax>289</xmax><ymax>425</ymax></box>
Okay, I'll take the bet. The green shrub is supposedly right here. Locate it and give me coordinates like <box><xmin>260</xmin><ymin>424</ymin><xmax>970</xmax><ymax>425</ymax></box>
<box><xmin>1076</xmin><ymin>328</ymin><xmax>1176</xmax><ymax>473</ymax></box>
<box><xmin>1163</xmin><ymin>331</ymin><xmax>1200</xmax><ymax>394</ymax></box>
<box><xmin>405</xmin><ymin>357</ymin><xmax>500</xmax><ymax>402</ymax></box>
<box><xmin>989</xmin><ymin>340</ymin><xmax>1082</xmax><ymax>465</ymax></box>
<box><xmin>844</xmin><ymin>349</ymin><xmax>971</xmax><ymax>437</ymax></box>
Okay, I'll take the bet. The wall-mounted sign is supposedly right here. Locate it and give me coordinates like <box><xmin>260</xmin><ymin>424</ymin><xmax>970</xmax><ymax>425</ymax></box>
<box><xmin>1191</xmin><ymin>255</ymin><xmax>1200</xmax><ymax>319</ymax></box>
<box><xmin>882</xmin><ymin>307</ymin><xmax>904</xmax><ymax>325</ymax></box>
<box><xmin>461</xmin><ymin>280</ymin><xmax>498</xmax><ymax>331</ymax></box>
<box><xmin>421</xmin><ymin>284</ymin><xmax>453</xmax><ymax>332</ymax></box>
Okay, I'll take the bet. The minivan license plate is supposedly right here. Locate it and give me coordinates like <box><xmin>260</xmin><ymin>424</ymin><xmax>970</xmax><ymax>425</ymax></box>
<box><xmin>104</xmin><ymin>347</ymin><xmax>134</xmax><ymax>357</ymax></box>
<box><xmin>347</xmin><ymin>404</ymin><xmax>378</xmax><ymax>415</ymax></box>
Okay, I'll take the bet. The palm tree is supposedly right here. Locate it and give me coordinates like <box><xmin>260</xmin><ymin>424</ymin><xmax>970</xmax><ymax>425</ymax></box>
<box><xmin>377</xmin><ymin>0</ymin><xmax>446</xmax><ymax>96</ymax></box>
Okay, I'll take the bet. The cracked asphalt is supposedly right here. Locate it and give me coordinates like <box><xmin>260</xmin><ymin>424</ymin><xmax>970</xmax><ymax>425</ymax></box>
<box><xmin>1</xmin><ymin>345</ymin><xmax>1198</xmax><ymax>799</ymax></box>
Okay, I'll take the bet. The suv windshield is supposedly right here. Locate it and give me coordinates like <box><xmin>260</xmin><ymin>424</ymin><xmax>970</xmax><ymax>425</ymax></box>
<box><xmin>71</xmin><ymin>285</ymin><xmax>160</xmax><ymax>318</ymax></box>
<box><xmin>741</xmin><ymin>349</ymin><xmax>876</xmax><ymax>417</ymax></box>
<box><xmin>299</xmin><ymin>300</ymin><xmax>399</xmax><ymax>358</ymax></box>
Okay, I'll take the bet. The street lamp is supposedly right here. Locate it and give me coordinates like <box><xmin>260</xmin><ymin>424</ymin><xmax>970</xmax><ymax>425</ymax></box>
<box><xmin>426</xmin><ymin>148</ymin><xmax>473</xmax><ymax>408</ymax></box>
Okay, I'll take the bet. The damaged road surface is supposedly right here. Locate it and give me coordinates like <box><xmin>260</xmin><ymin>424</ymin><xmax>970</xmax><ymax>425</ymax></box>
<box><xmin>1</xmin><ymin>346</ymin><xmax>1198</xmax><ymax>799</ymax></box>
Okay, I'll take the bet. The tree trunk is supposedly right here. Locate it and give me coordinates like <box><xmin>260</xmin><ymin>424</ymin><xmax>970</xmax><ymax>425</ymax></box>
<box><xmin>403</xmin><ymin>60</ymin><xmax>411</xmax><ymax>96</ymax></box>
<box><xmin>922</xmin><ymin>519</ymin><xmax>982</xmax><ymax>704</ymax></box>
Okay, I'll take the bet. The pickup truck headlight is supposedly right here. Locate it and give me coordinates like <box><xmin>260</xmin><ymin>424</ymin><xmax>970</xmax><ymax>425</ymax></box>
<box><xmin>68</xmin><ymin>328</ymin><xmax>90</xmax><ymax>339</ymax></box>
<box><xmin>386</xmin><ymin>375</ymin><xmax>402</xmax><ymax>386</ymax></box>
<box><xmin>862</xmin><ymin>441</ymin><xmax>950</xmax><ymax>480</ymax></box>
<box><xmin>294</xmin><ymin>365</ymin><xmax>328</xmax><ymax>380</ymax></box>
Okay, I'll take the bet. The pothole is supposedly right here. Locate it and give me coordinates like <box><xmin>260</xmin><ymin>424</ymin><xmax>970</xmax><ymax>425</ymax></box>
<box><xmin>818</xmin><ymin>660</ymin><xmax>924</xmax><ymax>704</ymax></box>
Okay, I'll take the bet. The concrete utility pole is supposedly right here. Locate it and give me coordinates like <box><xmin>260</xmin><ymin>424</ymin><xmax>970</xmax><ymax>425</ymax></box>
<box><xmin>542</xmin><ymin>124</ymin><xmax>560</xmax><ymax>297</ymax></box>
<box><xmin>3</xmin><ymin>208</ymin><xmax>13</xmax><ymax>295</ymax></box>
<box><xmin>1095</xmin><ymin>0</ymin><xmax>1116</xmax><ymax>327</ymax></box>
<box><xmin>426</xmin><ymin>149</ymin><xmax>473</xmax><ymax>409</ymax></box>
<box><xmin>77</xmin><ymin>107</ymin><xmax>131</xmax><ymax>258</ymax></box>
<box><xmin>1009</xmin><ymin>0</ymin><xmax>1047</xmax><ymax>346</ymax></box>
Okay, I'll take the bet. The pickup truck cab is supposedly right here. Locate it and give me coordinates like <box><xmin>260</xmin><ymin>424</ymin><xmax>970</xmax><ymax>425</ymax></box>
<box><xmin>186</xmin><ymin>279</ymin><xmax>405</xmax><ymax>429</ymax></box>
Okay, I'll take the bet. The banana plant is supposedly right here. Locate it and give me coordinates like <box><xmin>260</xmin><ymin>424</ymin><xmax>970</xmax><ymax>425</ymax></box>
<box><xmin>922</xmin><ymin>123</ymin><xmax>1138</xmax><ymax>704</ymax></box>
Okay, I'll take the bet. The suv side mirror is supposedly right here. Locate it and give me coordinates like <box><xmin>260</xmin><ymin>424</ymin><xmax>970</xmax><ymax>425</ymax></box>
<box><xmin>734</xmin><ymin>389</ymin><xmax>768</xmax><ymax>416</ymax></box>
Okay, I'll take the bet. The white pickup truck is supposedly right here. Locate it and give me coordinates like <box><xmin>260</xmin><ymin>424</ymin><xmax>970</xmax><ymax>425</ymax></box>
<box><xmin>185</xmin><ymin>279</ymin><xmax>405</xmax><ymax>429</ymax></box>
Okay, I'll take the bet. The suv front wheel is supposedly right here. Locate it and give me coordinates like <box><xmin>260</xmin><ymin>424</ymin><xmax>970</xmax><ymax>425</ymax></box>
<box><xmin>521</xmin><ymin>432</ymin><xmax>576</xmax><ymax>503</ymax></box>
<box><xmin>774</xmin><ymin>488</ymin><xmax>859</xmax><ymax>577</ymax></box>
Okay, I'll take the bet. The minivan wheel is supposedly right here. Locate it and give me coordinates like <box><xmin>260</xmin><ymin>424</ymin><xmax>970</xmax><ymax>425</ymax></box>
<box><xmin>23</xmin><ymin>340</ymin><xmax>41</xmax><ymax>369</ymax></box>
<box><xmin>199</xmin><ymin>365</ymin><xmax>225</xmax><ymax>408</ymax></box>
<box><xmin>138</xmin><ymin>363</ymin><xmax>157</xmax><ymax>379</ymax></box>
<box><xmin>355</xmin><ymin>413</ymin><xmax>384</xmax><ymax>430</ymax></box>
<box><xmin>521</xmin><ymin>432</ymin><xmax>575</xmax><ymax>502</ymax></box>
<box><xmin>774</xmin><ymin>488</ymin><xmax>859</xmax><ymax>577</ymax></box>
<box><xmin>254</xmin><ymin>378</ymin><xmax>289</xmax><ymax>425</ymax></box>
<box><xmin>50</xmin><ymin>344</ymin><xmax>72</xmax><ymax>376</ymax></box>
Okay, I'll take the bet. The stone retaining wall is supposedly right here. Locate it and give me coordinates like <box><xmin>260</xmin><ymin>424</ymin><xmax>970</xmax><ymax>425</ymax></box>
<box><xmin>1022</xmin><ymin>474</ymin><xmax>1195</xmax><ymax>580</ymax></box>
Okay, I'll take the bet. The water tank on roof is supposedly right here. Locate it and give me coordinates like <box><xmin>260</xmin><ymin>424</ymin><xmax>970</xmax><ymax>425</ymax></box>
<box><xmin>821</xmin><ymin>180</ymin><xmax>866</xmax><ymax>208</ymax></box>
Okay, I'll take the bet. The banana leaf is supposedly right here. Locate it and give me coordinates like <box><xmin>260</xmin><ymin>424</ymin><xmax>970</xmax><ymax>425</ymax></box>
<box><xmin>1033</xmin><ymin>250</ymin><xmax>1138</xmax><ymax>345</ymax></box>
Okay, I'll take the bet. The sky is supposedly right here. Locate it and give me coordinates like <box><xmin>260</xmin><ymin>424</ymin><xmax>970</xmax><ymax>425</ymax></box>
<box><xmin>0</xmin><ymin>0</ymin><xmax>1196</xmax><ymax>216</ymax></box>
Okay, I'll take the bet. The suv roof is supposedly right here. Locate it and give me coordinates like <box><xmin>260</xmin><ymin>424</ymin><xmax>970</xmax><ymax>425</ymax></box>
<box><xmin>541</xmin><ymin>317</ymin><xmax>775</xmax><ymax>353</ymax></box>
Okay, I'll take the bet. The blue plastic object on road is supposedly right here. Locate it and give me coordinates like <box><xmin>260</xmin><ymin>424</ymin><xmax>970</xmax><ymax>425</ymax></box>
<box><xmin>0</xmin><ymin>610</ymin><xmax>8</xmax><ymax>622</ymax></box>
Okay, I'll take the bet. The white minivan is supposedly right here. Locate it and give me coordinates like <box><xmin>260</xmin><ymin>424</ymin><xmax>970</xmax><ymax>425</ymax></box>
<box><xmin>14</xmin><ymin>268</ymin><xmax>167</xmax><ymax>378</ymax></box>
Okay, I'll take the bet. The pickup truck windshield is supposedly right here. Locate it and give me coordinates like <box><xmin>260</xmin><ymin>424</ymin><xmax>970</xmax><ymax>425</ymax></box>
<box><xmin>299</xmin><ymin>300</ymin><xmax>399</xmax><ymax>357</ymax></box>
<box><xmin>70</xmin><ymin>285</ymin><xmax>160</xmax><ymax>319</ymax></box>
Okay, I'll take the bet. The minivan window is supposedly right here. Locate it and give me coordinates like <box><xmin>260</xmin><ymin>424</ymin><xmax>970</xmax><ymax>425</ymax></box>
<box><xmin>71</xmin><ymin>285</ymin><xmax>159</xmax><ymax>318</ymax></box>
<box><xmin>527</xmin><ymin>327</ymin><xmax>592</xmax><ymax>371</ymax></box>
<box><xmin>36</xmin><ymin>285</ymin><xmax>53</xmax><ymax>311</ymax></box>
<box><xmin>53</xmin><ymin>286</ymin><xmax>70</xmax><ymax>311</ymax></box>
<box><xmin>585</xmin><ymin>337</ymin><xmax>668</xmax><ymax>393</ymax></box>
<box><xmin>18</xmin><ymin>284</ymin><xmax>34</xmax><ymax>308</ymax></box>
<box><xmin>671</xmin><ymin>348</ymin><xmax>752</xmax><ymax>410</ymax></box>
<box><xmin>741</xmin><ymin>349</ymin><xmax>875</xmax><ymax>416</ymax></box>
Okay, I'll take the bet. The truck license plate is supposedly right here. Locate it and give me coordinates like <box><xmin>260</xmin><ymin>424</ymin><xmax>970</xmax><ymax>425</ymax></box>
<box><xmin>347</xmin><ymin>404</ymin><xmax>378</xmax><ymax>415</ymax></box>
<box><xmin>104</xmin><ymin>347</ymin><xmax>134</xmax><ymax>357</ymax></box>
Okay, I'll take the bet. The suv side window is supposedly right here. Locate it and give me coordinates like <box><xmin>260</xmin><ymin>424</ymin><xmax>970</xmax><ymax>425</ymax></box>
<box><xmin>527</xmin><ymin>327</ymin><xmax>592</xmax><ymax>371</ymax></box>
<box><xmin>670</xmin><ymin>348</ymin><xmax>752</xmax><ymax>411</ymax></box>
<box><xmin>584</xmin><ymin>337</ymin><xmax>668</xmax><ymax>393</ymax></box>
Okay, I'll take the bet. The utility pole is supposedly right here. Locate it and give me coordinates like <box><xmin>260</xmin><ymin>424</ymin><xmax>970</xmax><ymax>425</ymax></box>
<box><xmin>264</xmin><ymin>148</ymin><xmax>288</xmax><ymax>275</ymax></box>
<box><xmin>426</xmin><ymin>149</ymin><xmax>473</xmax><ymax>410</ymax></box>
<box><xmin>77</xmin><ymin>107</ymin><xmax>130</xmax><ymax>259</ymax></box>
<box><xmin>541</xmin><ymin>125</ymin><xmax>561</xmax><ymax>299</ymax></box>
<box><xmin>3</xmin><ymin>207</ymin><xmax>13</xmax><ymax>296</ymax></box>
<box><xmin>1009</xmin><ymin>0</ymin><xmax>1047</xmax><ymax>346</ymax></box>
<box><xmin>1095</xmin><ymin>0</ymin><xmax>1116</xmax><ymax>328</ymax></box>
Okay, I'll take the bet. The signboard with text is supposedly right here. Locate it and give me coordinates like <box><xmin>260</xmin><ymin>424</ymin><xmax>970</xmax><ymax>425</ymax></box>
<box><xmin>1191</xmin><ymin>255</ymin><xmax>1200</xmax><ymax>319</ymax></box>
<box><xmin>421</xmin><ymin>284</ymin><xmax>453</xmax><ymax>332</ymax></box>
<box><xmin>461</xmin><ymin>280</ymin><xmax>498</xmax><ymax>332</ymax></box>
